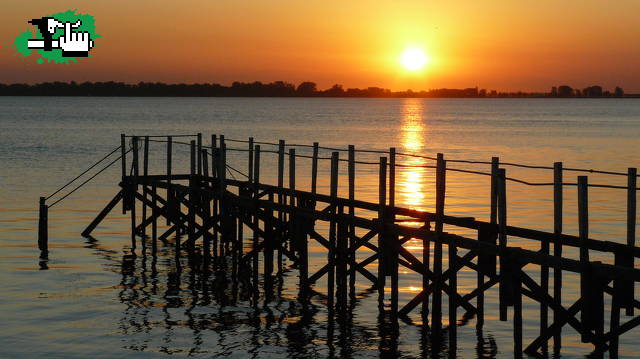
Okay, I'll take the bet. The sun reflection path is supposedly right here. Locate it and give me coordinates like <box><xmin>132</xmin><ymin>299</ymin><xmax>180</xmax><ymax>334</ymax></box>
<box><xmin>398</xmin><ymin>99</ymin><xmax>431</xmax><ymax>212</ymax></box>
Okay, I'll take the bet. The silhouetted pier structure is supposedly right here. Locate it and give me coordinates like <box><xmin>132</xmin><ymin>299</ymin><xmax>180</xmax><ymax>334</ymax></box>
<box><xmin>39</xmin><ymin>133</ymin><xmax>639</xmax><ymax>357</ymax></box>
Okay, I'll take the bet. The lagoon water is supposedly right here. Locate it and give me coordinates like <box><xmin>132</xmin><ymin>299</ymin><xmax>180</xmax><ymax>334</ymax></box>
<box><xmin>1</xmin><ymin>97</ymin><xmax>639</xmax><ymax>358</ymax></box>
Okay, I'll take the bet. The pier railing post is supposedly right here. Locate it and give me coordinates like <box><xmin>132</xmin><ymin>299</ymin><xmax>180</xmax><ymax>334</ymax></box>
<box><xmin>498</xmin><ymin>168</ymin><xmax>509</xmax><ymax>322</ymax></box>
<box><xmin>389</xmin><ymin>147</ymin><xmax>399</xmax><ymax>317</ymax></box>
<box><xmin>377</xmin><ymin>156</ymin><xmax>387</xmax><ymax>310</ymax></box>
<box><xmin>197</xmin><ymin>133</ymin><xmax>202</xmax><ymax>176</ymax></box>
<box><xmin>142</xmin><ymin>136</ymin><xmax>149</xmax><ymax>239</ymax></box>
<box><xmin>121</xmin><ymin>134</ymin><xmax>127</xmax><ymax>214</ymax></box>
<box><xmin>188</xmin><ymin>140</ymin><xmax>197</xmax><ymax>249</ymax></box>
<box><xmin>432</xmin><ymin>153</ymin><xmax>445</xmax><ymax>333</ymax></box>
<box><xmin>328</xmin><ymin>151</ymin><xmax>339</xmax><ymax>314</ymax></box>
<box><xmin>277</xmin><ymin>140</ymin><xmax>285</xmax><ymax>273</ymax></box>
<box><xmin>38</xmin><ymin>196</ymin><xmax>48</xmax><ymax>255</ymax></box>
<box><xmin>626</xmin><ymin>167</ymin><xmax>636</xmax><ymax>316</ymax></box>
<box><xmin>252</xmin><ymin>145</ymin><xmax>261</xmax><ymax>304</ymax></box>
<box><xmin>130</xmin><ymin>136</ymin><xmax>139</xmax><ymax>253</ymax></box>
<box><xmin>348</xmin><ymin>145</ymin><xmax>356</xmax><ymax>295</ymax></box>
<box><xmin>166</xmin><ymin>136</ymin><xmax>172</xmax><ymax>227</ymax></box>
<box><xmin>552</xmin><ymin>161</ymin><xmax>563</xmax><ymax>351</ymax></box>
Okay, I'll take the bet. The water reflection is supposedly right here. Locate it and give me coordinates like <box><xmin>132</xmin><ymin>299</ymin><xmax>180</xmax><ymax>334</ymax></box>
<box><xmin>104</xmin><ymin>237</ymin><xmax>499</xmax><ymax>358</ymax></box>
<box><xmin>398</xmin><ymin>99</ymin><xmax>431</xmax><ymax>211</ymax></box>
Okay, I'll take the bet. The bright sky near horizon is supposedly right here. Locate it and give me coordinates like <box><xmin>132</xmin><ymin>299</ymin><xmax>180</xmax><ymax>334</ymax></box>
<box><xmin>1</xmin><ymin>0</ymin><xmax>639</xmax><ymax>92</ymax></box>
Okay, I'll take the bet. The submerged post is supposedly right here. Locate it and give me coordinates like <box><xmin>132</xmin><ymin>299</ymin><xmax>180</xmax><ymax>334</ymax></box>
<box><xmin>38</xmin><ymin>197</ymin><xmax>48</xmax><ymax>255</ymax></box>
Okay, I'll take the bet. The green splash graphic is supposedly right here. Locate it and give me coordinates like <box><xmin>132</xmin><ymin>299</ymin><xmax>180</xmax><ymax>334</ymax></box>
<box><xmin>14</xmin><ymin>31</ymin><xmax>33</xmax><ymax>57</ymax></box>
<box><xmin>12</xmin><ymin>9</ymin><xmax>101</xmax><ymax>64</ymax></box>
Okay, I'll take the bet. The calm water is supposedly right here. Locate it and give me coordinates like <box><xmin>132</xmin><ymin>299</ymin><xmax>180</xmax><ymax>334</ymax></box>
<box><xmin>1</xmin><ymin>97</ymin><xmax>639</xmax><ymax>358</ymax></box>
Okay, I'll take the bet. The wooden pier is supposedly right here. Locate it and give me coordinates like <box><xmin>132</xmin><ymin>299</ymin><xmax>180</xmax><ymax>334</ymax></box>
<box><xmin>40</xmin><ymin>133</ymin><xmax>640</xmax><ymax>357</ymax></box>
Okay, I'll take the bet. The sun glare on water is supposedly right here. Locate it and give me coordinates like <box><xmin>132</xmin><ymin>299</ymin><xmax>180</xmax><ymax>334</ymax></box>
<box><xmin>400</xmin><ymin>47</ymin><xmax>428</xmax><ymax>71</ymax></box>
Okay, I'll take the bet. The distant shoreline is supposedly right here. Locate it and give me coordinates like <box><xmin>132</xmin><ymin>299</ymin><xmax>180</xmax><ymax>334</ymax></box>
<box><xmin>1</xmin><ymin>81</ymin><xmax>638</xmax><ymax>98</ymax></box>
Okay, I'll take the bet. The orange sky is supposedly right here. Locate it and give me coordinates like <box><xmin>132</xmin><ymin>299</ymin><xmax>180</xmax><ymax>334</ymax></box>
<box><xmin>2</xmin><ymin>0</ymin><xmax>639</xmax><ymax>92</ymax></box>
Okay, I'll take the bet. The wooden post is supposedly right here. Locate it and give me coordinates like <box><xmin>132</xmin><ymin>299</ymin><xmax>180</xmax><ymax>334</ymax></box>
<box><xmin>552</xmin><ymin>162</ymin><xmax>563</xmax><ymax>350</ymax></box>
<box><xmin>121</xmin><ymin>134</ymin><xmax>127</xmax><ymax>214</ymax></box>
<box><xmin>211</xmin><ymin>135</ymin><xmax>217</xmax><ymax>178</ymax></box>
<box><xmin>211</xmin><ymin>135</ymin><xmax>218</xmax><ymax>259</ymax></box>
<box><xmin>218</xmin><ymin>138</ymin><xmax>227</xmax><ymax>258</ymax></box>
<box><xmin>514</xmin><ymin>266</ymin><xmax>523</xmax><ymax>358</ymax></box>
<box><xmin>151</xmin><ymin>184</ymin><xmax>157</xmax><ymax>254</ymax></box>
<box><xmin>478</xmin><ymin>156</ymin><xmax>499</xmax><ymax>328</ymax></box>
<box><xmin>202</xmin><ymin>149</ymin><xmax>211</xmax><ymax>265</ymax></box>
<box><xmin>277</xmin><ymin>140</ymin><xmax>285</xmax><ymax>273</ymax></box>
<box><xmin>337</xmin><ymin>204</ymin><xmax>348</xmax><ymax>312</ymax></box>
<box><xmin>498</xmin><ymin>168</ymin><xmax>508</xmax><ymax>322</ymax></box>
<box><xmin>38</xmin><ymin>197</ymin><xmax>48</xmax><ymax>254</ymax></box>
<box><xmin>578</xmin><ymin>175</ymin><xmax>589</xmax><ymax>343</ymax></box>
<box><xmin>378</xmin><ymin>156</ymin><xmax>387</xmax><ymax>310</ymax></box>
<box><xmin>131</xmin><ymin>136</ymin><xmax>138</xmax><ymax>253</ymax></box>
<box><xmin>432</xmin><ymin>153</ymin><xmax>445</xmax><ymax>333</ymax></box>
<box><xmin>311</xmin><ymin>142</ymin><xmax>319</xmax><ymax>194</ymax></box>
<box><xmin>389</xmin><ymin>147</ymin><xmax>399</xmax><ymax>316</ymax></box>
<box><xmin>328</xmin><ymin>151</ymin><xmax>339</xmax><ymax>313</ymax></box>
<box><xmin>248</xmin><ymin>137</ymin><xmax>254</xmax><ymax>183</ymax></box>
<box><xmin>252</xmin><ymin>145</ymin><xmax>261</xmax><ymax>303</ymax></box>
<box><xmin>348</xmin><ymin>145</ymin><xmax>356</xmax><ymax>293</ymax></box>
<box><xmin>142</xmin><ymin>136</ymin><xmax>149</xmax><ymax>239</ymax></box>
<box><xmin>626</xmin><ymin>167</ymin><xmax>636</xmax><ymax>316</ymax></box>
<box><xmin>197</xmin><ymin>133</ymin><xmax>202</xmax><ymax>176</ymax></box>
<box><xmin>166</xmin><ymin>136</ymin><xmax>172</xmax><ymax>227</ymax></box>
<box><xmin>541</xmin><ymin>170</ymin><xmax>550</xmax><ymax>350</ymax></box>
<box><xmin>188</xmin><ymin>140</ymin><xmax>196</xmax><ymax>249</ymax></box>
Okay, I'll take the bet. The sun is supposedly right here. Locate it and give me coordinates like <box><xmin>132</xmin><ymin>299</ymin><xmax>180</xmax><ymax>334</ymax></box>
<box><xmin>400</xmin><ymin>48</ymin><xmax>428</xmax><ymax>71</ymax></box>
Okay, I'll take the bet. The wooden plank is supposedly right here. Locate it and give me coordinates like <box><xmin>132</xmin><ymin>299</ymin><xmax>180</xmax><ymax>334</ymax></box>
<box><xmin>81</xmin><ymin>190</ymin><xmax>123</xmax><ymax>237</ymax></box>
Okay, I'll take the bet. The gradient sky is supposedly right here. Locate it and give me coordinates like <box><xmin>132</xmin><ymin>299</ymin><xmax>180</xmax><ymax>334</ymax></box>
<box><xmin>2</xmin><ymin>0</ymin><xmax>639</xmax><ymax>92</ymax></box>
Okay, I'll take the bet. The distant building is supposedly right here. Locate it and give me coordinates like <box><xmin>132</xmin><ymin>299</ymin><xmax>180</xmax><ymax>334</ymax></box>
<box><xmin>557</xmin><ymin>85</ymin><xmax>574</xmax><ymax>97</ymax></box>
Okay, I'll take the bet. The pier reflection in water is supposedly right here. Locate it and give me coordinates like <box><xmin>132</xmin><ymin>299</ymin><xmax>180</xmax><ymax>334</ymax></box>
<box><xmin>108</xmin><ymin>236</ymin><xmax>498</xmax><ymax>358</ymax></box>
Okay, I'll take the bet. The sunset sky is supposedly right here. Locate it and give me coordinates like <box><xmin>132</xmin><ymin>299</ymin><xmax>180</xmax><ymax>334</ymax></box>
<box><xmin>2</xmin><ymin>0</ymin><xmax>639</xmax><ymax>92</ymax></box>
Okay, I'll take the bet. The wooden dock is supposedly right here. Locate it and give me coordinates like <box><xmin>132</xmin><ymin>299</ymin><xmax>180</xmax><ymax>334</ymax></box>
<box><xmin>39</xmin><ymin>133</ymin><xmax>640</xmax><ymax>357</ymax></box>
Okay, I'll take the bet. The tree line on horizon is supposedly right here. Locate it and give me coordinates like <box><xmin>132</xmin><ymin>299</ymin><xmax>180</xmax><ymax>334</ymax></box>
<box><xmin>0</xmin><ymin>81</ymin><xmax>634</xmax><ymax>98</ymax></box>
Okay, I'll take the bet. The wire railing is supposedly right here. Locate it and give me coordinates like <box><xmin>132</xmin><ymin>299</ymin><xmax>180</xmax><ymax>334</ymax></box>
<box><xmin>141</xmin><ymin>135</ymin><xmax>640</xmax><ymax>190</ymax></box>
<box><xmin>42</xmin><ymin>133</ymin><xmax>639</xmax><ymax>210</ymax></box>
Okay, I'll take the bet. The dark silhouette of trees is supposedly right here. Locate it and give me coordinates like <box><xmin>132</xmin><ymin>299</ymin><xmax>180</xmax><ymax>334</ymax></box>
<box><xmin>296</xmin><ymin>82</ymin><xmax>317</xmax><ymax>96</ymax></box>
<box><xmin>0</xmin><ymin>81</ymin><xmax>634</xmax><ymax>98</ymax></box>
